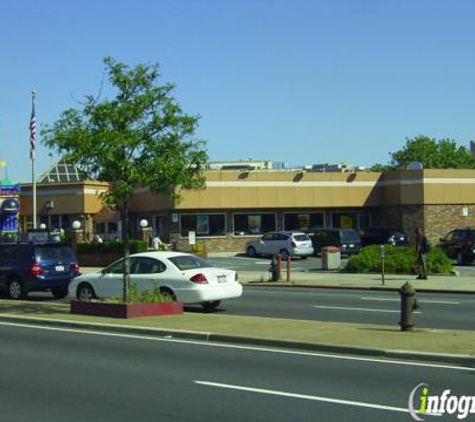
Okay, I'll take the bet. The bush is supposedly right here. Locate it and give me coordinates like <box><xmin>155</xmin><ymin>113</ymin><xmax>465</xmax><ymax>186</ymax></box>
<box><xmin>346</xmin><ymin>245</ymin><xmax>452</xmax><ymax>274</ymax></box>
<box><xmin>77</xmin><ymin>240</ymin><xmax>148</xmax><ymax>254</ymax></box>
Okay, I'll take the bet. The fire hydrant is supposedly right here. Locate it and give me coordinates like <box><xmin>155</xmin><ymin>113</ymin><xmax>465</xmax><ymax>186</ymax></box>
<box><xmin>269</xmin><ymin>256</ymin><xmax>278</xmax><ymax>281</ymax></box>
<box><xmin>399</xmin><ymin>282</ymin><xmax>419</xmax><ymax>331</ymax></box>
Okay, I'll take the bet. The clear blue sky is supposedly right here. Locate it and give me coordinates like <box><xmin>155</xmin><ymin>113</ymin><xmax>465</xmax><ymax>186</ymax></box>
<box><xmin>1</xmin><ymin>0</ymin><xmax>475</xmax><ymax>182</ymax></box>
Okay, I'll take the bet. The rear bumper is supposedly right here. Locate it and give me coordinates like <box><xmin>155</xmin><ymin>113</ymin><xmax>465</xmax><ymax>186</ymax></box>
<box><xmin>172</xmin><ymin>282</ymin><xmax>243</xmax><ymax>304</ymax></box>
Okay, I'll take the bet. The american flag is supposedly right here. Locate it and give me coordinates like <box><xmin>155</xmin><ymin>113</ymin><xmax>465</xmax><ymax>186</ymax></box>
<box><xmin>30</xmin><ymin>93</ymin><xmax>36</xmax><ymax>160</ymax></box>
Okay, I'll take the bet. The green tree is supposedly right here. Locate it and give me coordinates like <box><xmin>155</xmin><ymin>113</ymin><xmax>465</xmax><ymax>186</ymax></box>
<box><xmin>371</xmin><ymin>135</ymin><xmax>475</xmax><ymax>171</ymax></box>
<box><xmin>42</xmin><ymin>57</ymin><xmax>207</xmax><ymax>302</ymax></box>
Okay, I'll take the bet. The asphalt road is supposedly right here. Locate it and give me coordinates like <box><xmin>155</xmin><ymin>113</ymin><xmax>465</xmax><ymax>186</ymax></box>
<box><xmin>213</xmin><ymin>287</ymin><xmax>475</xmax><ymax>331</ymax></box>
<box><xmin>0</xmin><ymin>322</ymin><xmax>473</xmax><ymax>422</ymax></box>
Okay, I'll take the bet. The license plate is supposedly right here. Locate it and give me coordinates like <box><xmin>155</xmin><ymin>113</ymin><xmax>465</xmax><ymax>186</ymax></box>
<box><xmin>217</xmin><ymin>275</ymin><xmax>227</xmax><ymax>283</ymax></box>
<box><xmin>55</xmin><ymin>265</ymin><xmax>65</xmax><ymax>272</ymax></box>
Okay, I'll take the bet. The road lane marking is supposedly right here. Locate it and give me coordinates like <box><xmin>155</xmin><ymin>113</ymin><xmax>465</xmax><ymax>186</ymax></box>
<box><xmin>313</xmin><ymin>305</ymin><xmax>421</xmax><ymax>314</ymax></box>
<box><xmin>0</xmin><ymin>320</ymin><xmax>472</xmax><ymax>372</ymax></box>
<box><xmin>361</xmin><ymin>297</ymin><xmax>460</xmax><ymax>305</ymax></box>
<box><xmin>195</xmin><ymin>381</ymin><xmax>440</xmax><ymax>416</ymax></box>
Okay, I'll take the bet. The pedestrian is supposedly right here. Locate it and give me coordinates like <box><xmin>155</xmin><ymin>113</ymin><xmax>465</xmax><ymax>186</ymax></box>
<box><xmin>415</xmin><ymin>227</ymin><xmax>429</xmax><ymax>280</ymax></box>
<box><xmin>152</xmin><ymin>234</ymin><xmax>160</xmax><ymax>251</ymax></box>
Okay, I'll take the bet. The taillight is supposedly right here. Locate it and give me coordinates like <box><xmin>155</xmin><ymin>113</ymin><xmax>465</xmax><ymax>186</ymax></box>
<box><xmin>190</xmin><ymin>273</ymin><xmax>208</xmax><ymax>284</ymax></box>
<box><xmin>72</xmin><ymin>263</ymin><xmax>80</xmax><ymax>275</ymax></box>
<box><xmin>466</xmin><ymin>234</ymin><xmax>473</xmax><ymax>246</ymax></box>
<box><xmin>31</xmin><ymin>263</ymin><xmax>44</xmax><ymax>276</ymax></box>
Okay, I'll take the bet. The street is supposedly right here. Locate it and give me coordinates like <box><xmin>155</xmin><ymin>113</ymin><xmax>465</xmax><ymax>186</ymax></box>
<box><xmin>213</xmin><ymin>287</ymin><xmax>475</xmax><ymax>331</ymax></box>
<box><xmin>0</xmin><ymin>322</ymin><xmax>473</xmax><ymax>421</ymax></box>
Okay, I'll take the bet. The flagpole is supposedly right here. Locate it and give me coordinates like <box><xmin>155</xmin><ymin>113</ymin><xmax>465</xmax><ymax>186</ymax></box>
<box><xmin>31</xmin><ymin>89</ymin><xmax>37</xmax><ymax>229</ymax></box>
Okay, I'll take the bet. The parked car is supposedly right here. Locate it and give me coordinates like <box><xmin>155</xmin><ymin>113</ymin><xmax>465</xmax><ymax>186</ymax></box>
<box><xmin>245</xmin><ymin>231</ymin><xmax>314</xmax><ymax>259</ymax></box>
<box><xmin>439</xmin><ymin>228</ymin><xmax>475</xmax><ymax>265</ymax></box>
<box><xmin>0</xmin><ymin>242</ymin><xmax>80</xmax><ymax>300</ymax></box>
<box><xmin>311</xmin><ymin>229</ymin><xmax>362</xmax><ymax>256</ymax></box>
<box><xmin>68</xmin><ymin>251</ymin><xmax>242</xmax><ymax>311</ymax></box>
<box><xmin>359</xmin><ymin>228</ymin><xmax>409</xmax><ymax>247</ymax></box>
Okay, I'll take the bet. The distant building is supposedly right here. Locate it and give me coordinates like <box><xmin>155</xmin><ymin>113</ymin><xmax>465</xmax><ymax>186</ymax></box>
<box><xmin>310</xmin><ymin>162</ymin><xmax>365</xmax><ymax>173</ymax></box>
<box><xmin>205</xmin><ymin>160</ymin><xmax>284</xmax><ymax>171</ymax></box>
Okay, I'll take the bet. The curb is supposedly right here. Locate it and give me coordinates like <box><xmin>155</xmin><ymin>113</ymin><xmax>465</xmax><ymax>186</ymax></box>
<box><xmin>1</xmin><ymin>314</ymin><xmax>474</xmax><ymax>368</ymax></box>
<box><xmin>245</xmin><ymin>282</ymin><xmax>475</xmax><ymax>295</ymax></box>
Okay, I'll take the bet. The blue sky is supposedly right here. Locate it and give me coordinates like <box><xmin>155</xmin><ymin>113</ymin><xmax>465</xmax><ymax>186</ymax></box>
<box><xmin>1</xmin><ymin>0</ymin><xmax>475</xmax><ymax>182</ymax></box>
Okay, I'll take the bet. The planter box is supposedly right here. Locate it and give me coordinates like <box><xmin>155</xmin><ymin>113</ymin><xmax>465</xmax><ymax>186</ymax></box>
<box><xmin>70</xmin><ymin>300</ymin><xmax>184</xmax><ymax>319</ymax></box>
<box><xmin>76</xmin><ymin>252</ymin><xmax>122</xmax><ymax>268</ymax></box>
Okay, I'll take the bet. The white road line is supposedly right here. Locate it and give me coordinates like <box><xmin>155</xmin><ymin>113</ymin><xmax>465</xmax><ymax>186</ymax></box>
<box><xmin>313</xmin><ymin>305</ymin><xmax>421</xmax><ymax>314</ymax></box>
<box><xmin>0</xmin><ymin>320</ymin><xmax>471</xmax><ymax>372</ymax></box>
<box><xmin>360</xmin><ymin>298</ymin><xmax>460</xmax><ymax>305</ymax></box>
<box><xmin>195</xmin><ymin>381</ymin><xmax>437</xmax><ymax>416</ymax></box>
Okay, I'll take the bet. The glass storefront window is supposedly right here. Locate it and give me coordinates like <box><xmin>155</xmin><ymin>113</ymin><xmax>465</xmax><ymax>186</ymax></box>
<box><xmin>180</xmin><ymin>214</ymin><xmax>226</xmax><ymax>237</ymax></box>
<box><xmin>233</xmin><ymin>213</ymin><xmax>276</xmax><ymax>235</ymax></box>
<box><xmin>284</xmin><ymin>213</ymin><xmax>324</xmax><ymax>232</ymax></box>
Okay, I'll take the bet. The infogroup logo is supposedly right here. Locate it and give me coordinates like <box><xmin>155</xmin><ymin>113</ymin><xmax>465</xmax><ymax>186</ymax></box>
<box><xmin>408</xmin><ymin>383</ymin><xmax>475</xmax><ymax>420</ymax></box>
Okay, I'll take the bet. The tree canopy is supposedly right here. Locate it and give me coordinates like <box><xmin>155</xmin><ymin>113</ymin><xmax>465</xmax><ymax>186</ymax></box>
<box><xmin>370</xmin><ymin>135</ymin><xmax>475</xmax><ymax>171</ymax></box>
<box><xmin>41</xmin><ymin>57</ymin><xmax>208</xmax><ymax>301</ymax></box>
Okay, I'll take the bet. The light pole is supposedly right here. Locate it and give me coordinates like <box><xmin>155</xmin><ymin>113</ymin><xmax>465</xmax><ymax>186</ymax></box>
<box><xmin>139</xmin><ymin>218</ymin><xmax>150</xmax><ymax>246</ymax></box>
<box><xmin>71</xmin><ymin>220</ymin><xmax>81</xmax><ymax>253</ymax></box>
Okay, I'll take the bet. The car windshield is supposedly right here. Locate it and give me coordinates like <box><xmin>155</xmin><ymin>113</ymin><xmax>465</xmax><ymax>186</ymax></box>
<box><xmin>168</xmin><ymin>255</ymin><xmax>213</xmax><ymax>271</ymax></box>
<box><xmin>35</xmin><ymin>246</ymin><xmax>75</xmax><ymax>261</ymax></box>
<box><xmin>341</xmin><ymin>230</ymin><xmax>360</xmax><ymax>242</ymax></box>
<box><xmin>293</xmin><ymin>234</ymin><xmax>311</xmax><ymax>242</ymax></box>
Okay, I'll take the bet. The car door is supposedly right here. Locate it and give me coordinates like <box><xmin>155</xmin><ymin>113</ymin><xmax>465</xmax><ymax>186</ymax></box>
<box><xmin>131</xmin><ymin>257</ymin><xmax>167</xmax><ymax>296</ymax></box>
<box><xmin>93</xmin><ymin>258</ymin><xmax>137</xmax><ymax>298</ymax></box>
<box><xmin>259</xmin><ymin>233</ymin><xmax>276</xmax><ymax>255</ymax></box>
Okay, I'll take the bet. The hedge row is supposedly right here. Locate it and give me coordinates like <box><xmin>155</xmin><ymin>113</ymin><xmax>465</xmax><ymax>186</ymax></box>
<box><xmin>346</xmin><ymin>245</ymin><xmax>452</xmax><ymax>274</ymax></box>
<box><xmin>77</xmin><ymin>240</ymin><xmax>148</xmax><ymax>254</ymax></box>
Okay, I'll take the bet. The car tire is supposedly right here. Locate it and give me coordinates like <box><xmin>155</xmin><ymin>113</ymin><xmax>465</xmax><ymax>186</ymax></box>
<box><xmin>159</xmin><ymin>287</ymin><xmax>176</xmax><ymax>302</ymax></box>
<box><xmin>8</xmin><ymin>279</ymin><xmax>26</xmax><ymax>300</ymax></box>
<box><xmin>246</xmin><ymin>246</ymin><xmax>257</xmax><ymax>258</ymax></box>
<box><xmin>456</xmin><ymin>251</ymin><xmax>465</xmax><ymax>266</ymax></box>
<box><xmin>77</xmin><ymin>283</ymin><xmax>96</xmax><ymax>301</ymax></box>
<box><xmin>279</xmin><ymin>249</ymin><xmax>290</xmax><ymax>260</ymax></box>
<box><xmin>51</xmin><ymin>287</ymin><xmax>69</xmax><ymax>299</ymax></box>
<box><xmin>201</xmin><ymin>300</ymin><xmax>221</xmax><ymax>312</ymax></box>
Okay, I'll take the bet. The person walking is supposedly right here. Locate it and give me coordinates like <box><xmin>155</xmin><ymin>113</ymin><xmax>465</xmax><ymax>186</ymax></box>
<box><xmin>415</xmin><ymin>227</ymin><xmax>429</xmax><ymax>280</ymax></box>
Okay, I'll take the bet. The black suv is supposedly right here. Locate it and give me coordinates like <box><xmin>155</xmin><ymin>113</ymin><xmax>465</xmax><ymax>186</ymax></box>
<box><xmin>439</xmin><ymin>229</ymin><xmax>475</xmax><ymax>265</ymax></box>
<box><xmin>359</xmin><ymin>228</ymin><xmax>409</xmax><ymax>247</ymax></box>
<box><xmin>0</xmin><ymin>243</ymin><xmax>80</xmax><ymax>299</ymax></box>
<box><xmin>311</xmin><ymin>229</ymin><xmax>362</xmax><ymax>255</ymax></box>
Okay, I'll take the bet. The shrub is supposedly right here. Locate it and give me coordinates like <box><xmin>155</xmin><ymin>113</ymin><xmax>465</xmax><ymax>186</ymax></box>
<box><xmin>77</xmin><ymin>240</ymin><xmax>148</xmax><ymax>254</ymax></box>
<box><xmin>346</xmin><ymin>245</ymin><xmax>452</xmax><ymax>274</ymax></box>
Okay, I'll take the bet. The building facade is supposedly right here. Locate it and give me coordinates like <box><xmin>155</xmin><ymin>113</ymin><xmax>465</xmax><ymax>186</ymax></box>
<box><xmin>17</xmin><ymin>168</ymin><xmax>475</xmax><ymax>252</ymax></box>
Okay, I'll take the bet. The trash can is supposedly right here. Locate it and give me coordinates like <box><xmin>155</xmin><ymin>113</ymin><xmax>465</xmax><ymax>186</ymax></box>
<box><xmin>321</xmin><ymin>246</ymin><xmax>341</xmax><ymax>270</ymax></box>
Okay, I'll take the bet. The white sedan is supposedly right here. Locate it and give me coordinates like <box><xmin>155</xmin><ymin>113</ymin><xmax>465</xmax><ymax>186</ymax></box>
<box><xmin>69</xmin><ymin>251</ymin><xmax>242</xmax><ymax>311</ymax></box>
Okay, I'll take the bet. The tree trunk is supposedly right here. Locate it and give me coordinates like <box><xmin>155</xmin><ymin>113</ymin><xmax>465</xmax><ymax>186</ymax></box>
<box><xmin>122</xmin><ymin>199</ymin><xmax>131</xmax><ymax>303</ymax></box>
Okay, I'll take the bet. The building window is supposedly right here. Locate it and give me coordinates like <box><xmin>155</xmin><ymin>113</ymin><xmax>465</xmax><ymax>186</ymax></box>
<box><xmin>284</xmin><ymin>212</ymin><xmax>324</xmax><ymax>232</ymax></box>
<box><xmin>233</xmin><ymin>213</ymin><xmax>276</xmax><ymax>236</ymax></box>
<box><xmin>180</xmin><ymin>214</ymin><xmax>226</xmax><ymax>237</ymax></box>
<box><xmin>331</xmin><ymin>212</ymin><xmax>371</xmax><ymax>229</ymax></box>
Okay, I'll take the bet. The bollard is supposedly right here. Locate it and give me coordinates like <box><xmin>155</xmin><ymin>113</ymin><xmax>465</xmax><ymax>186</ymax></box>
<box><xmin>399</xmin><ymin>282</ymin><xmax>419</xmax><ymax>331</ymax></box>
<box><xmin>277</xmin><ymin>253</ymin><xmax>282</xmax><ymax>281</ymax></box>
<box><xmin>287</xmin><ymin>255</ymin><xmax>291</xmax><ymax>284</ymax></box>
<box><xmin>269</xmin><ymin>256</ymin><xmax>278</xmax><ymax>281</ymax></box>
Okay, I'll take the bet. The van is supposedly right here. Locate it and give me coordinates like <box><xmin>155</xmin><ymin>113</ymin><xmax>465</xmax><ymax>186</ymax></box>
<box><xmin>0</xmin><ymin>243</ymin><xmax>80</xmax><ymax>299</ymax></box>
<box><xmin>311</xmin><ymin>229</ymin><xmax>362</xmax><ymax>256</ymax></box>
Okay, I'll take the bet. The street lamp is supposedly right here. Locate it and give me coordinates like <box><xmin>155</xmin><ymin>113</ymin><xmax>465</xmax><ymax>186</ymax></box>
<box><xmin>71</xmin><ymin>220</ymin><xmax>82</xmax><ymax>252</ymax></box>
<box><xmin>139</xmin><ymin>218</ymin><xmax>150</xmax><ymax>245</ymax></box>
<box><xmin>39</xmin><ymin>223</ymin><xmax>47</xmax><ymax>230</ymax></box>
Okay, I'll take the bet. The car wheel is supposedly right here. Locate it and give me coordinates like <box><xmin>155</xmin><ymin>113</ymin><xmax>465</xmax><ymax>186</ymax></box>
<box><xmin>456</xmin><ymin>251</ymin><xmax>465</xmax><ymax>266</ymax></box>
<box><xmin>279</xmin><ymin>249</ymin><xmax>290</xmax><ymax>260</ymax></box>
<box><xmin>77</xmin><ymin>283</ymin><xmax>95</xmax><ymax>301</ymax></box>
<box><xmin>246</xmin><ymin>246</ymin><xmax>257</xmax><ymax>258</ymax></box>
<box><xmin>159</xmin><ymin>288</ymin><xmax>176</xmax><ymax>302</ymax></box>
<box><xmin>201</xmin><ymin>300</ymin><xmax>221</xmax><ymax>312</ymax></box>
<box><xmin>51</xmin><ymin>287</ymin><xmax>69</xmax><ymax>299</ymax></box>
<box><xmin>8</xmin><ymin>280</ymin><xmax>26</xmax><ymax>300</ymax></box>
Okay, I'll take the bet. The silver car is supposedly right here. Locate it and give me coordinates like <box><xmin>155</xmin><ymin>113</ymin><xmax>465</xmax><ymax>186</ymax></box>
<box><xmin>245</xmin><ymin>231</ymin><xmax>314</xmax><ymax>259</ymax></box>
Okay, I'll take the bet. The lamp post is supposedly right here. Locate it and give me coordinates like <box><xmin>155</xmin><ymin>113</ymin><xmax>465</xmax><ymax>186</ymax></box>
<box><xmin>71</xmin><ymin>220</ymin><xmax>81</xmax><ymax>253</ymax></box>
<box><xmin>139</xmin><ymin>218</ymin><xmax>150</xmax><ymax>246</ymax></box>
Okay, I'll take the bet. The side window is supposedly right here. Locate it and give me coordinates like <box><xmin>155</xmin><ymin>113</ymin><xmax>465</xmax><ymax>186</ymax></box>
<box><xmin>278</xmin><ymin>234</ymin><xmax>288</xmax><ymax>241</ymax></box>
<box><xmin>134</xmin><ymin>258</ymin><xmax>166</xmax><ymax>274</ymax></box>
<box><xmin>105</xmin><ymin>259</ymin><xmax>125</xmax><ymax>274</ymax></box>
<box><xmin>261</xmin><ymin>233</ymin><xmax>275</xmax><ymax>241</ymax></box>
